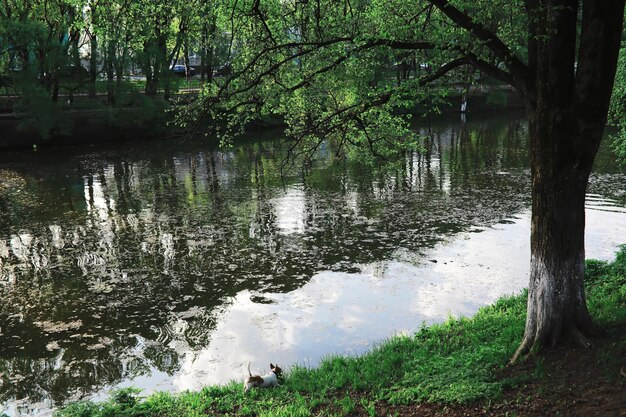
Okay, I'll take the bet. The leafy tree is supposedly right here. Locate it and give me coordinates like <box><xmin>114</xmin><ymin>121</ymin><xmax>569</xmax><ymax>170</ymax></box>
<box><xmin>0</xmin><ymin>0</ymin><xmax>83</xmax><ymax>135</ymax></box>
<box><xmin>189</xmin><ymin>0</ymin><xmax>626</xmax><ymax>360</ymax></box>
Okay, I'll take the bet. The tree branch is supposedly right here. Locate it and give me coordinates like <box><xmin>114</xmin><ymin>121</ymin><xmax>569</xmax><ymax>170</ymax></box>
<box><xmin>277</xmin><ymin>58</ymin><xmax>471</xmax><ymax>166</ymax></box>
<box><xmin>465</xmin><ymin>52</ymin><xmax>515</xmax><ymax>86</ymax></box>
<box><xmin>210</xmin><ymin>36</ymin><xmax>439</xmax><ymax>108</ymax></box>
<box><xmin>213</xmin><ymin>36</ymin><xmax>355</xmax><ymax>101</ymax></box>
<box><xmin>428</xmin><ymin>0</ymin><xmax>529</xmax><ymax>84</ymax></box>
<box><xmin>355</xmin><ymin>116</ymin><xmax>387</xmax><ymax>161</ymax></box>
<box><xmin>416</xmin><ymin>56</ymin><xmax>470</xmax><ymax>86</ymax></box>
<box><xmin>283</xmin><ymin>39</ymin><xmax>437</xmax><ymax>93</ymax></box>
<box><xmin>251</xmin><ymin>0</ymin><xmax>277</xmax><ymax>45</ymax></box>
<box><xmin>289</xmin><ymin>56</ymin><xmax>470</xmax><ymax>139</ymax></box>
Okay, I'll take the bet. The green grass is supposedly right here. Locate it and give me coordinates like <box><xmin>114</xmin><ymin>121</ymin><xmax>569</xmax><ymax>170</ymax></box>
<box><xmin>55</xmin><ymin>245</ymin><xmax>626</xmax><ymax>417</ymax></box>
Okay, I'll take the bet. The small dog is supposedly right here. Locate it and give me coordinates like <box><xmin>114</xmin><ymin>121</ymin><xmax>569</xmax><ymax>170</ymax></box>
<box><xmin>243</xmin><ymin>362</ymin><xmax>283</xmax><ymax>392</ymax></box>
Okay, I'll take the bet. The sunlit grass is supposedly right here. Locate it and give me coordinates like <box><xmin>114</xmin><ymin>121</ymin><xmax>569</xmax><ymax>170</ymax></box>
<box><xmin>55</xmin><ymin>246</ymin><xmax>626</xmax><ymax>417</ymax></box>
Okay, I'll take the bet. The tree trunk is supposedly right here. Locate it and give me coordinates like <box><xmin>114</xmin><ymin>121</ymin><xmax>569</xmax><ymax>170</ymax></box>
<box><xmin>157</xmin><ymin>24</ymin><xmax>171</xmax><ymax>101</ymax></box>
<box><xmin>51</xmin><ymin>74</ymin><xmax>60</xmax><ymax>102</ymax></box>
<box><xmin>116</xmin><ymin>33</ymin><xmax>130</xmax><ymax>99</ymax></box>
<box><xmin>68</xmin><ymin>26</ymin><xmax>82</xmax><ymax>106</ymax></box>
<box><xmin>89</xmin><ymin>34</ymin><xmax>98</xmax><ymax>99</ymax></box>
<box><xmin>511</xmin><ymin>116</ymin><xmax>596</xmax><ymax>362</ymax></box>
<box><xmin>104</xmin><ymin>39</ymin><xmax>115</xmax><ymax>106</ymax></box>
<box><xmin>183</xmin><ymin>39</ymin><xmax>191</xmax><ymax>80</ymax></box>
<box><xmin>143</xmin><ymin>39</ymin><xmax>157</xmax><ymax>97</ymax></box>
<box><xmin>106</xmin><ymin>40</ymin><xmax>115</xmax><ymax>105</ymax></box>
<box><xmin>206</xmin><ymin>46</ymin><xmax>214</xmax><ymax>84</ymax></box>
<box><xmin>200</xmin><ymin>15</ymin><xmax>216</xmax><ymax>84</ymax></box>
<box><xmin>511</xmin><ymin>0</ymin><xmax>625</xmax><ymax>361</ymax></box>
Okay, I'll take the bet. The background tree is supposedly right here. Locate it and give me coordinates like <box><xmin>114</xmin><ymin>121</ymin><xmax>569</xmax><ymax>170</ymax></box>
<box><xmin>97</xmin><ymin>0</ymin><xmax>132</xmax><ymax>105</ymax></box>
<box><xmin>0</xmin><ymin>0</ymin><xmax>83</xmax><ymax>136</ymax></box>
<box><xmin>0</xmin><ymin>0</ymin><xmax>240</xmax><ymax>138</ymax></box>
<box><xmin>85</xmin><ymin>0</ymin><xmax>99</xmax><ymax>99</ymax></box>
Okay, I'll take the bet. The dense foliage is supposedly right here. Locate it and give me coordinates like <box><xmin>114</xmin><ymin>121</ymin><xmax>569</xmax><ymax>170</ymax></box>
<box><xmin>0</xmin><ymin>0</ymin><xmax>232</xmax><ymax>135</ymax></box>
<box><xmin>179</xmin><ymin>0</ymin><xmax>529</xmax><ymax>159</ymax></box>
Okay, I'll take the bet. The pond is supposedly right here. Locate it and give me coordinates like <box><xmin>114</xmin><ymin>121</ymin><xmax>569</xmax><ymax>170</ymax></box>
<box><xmin>1</xmin><ymin>111</ymin><xmax>625</xmax><ymax>416</ymax></box>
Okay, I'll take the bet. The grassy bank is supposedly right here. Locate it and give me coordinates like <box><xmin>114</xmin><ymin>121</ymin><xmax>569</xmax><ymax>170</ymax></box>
<box><xmin>56</xmin><ymin>247</ymin><xmax>626</xmax><ymax>417</ymax></box>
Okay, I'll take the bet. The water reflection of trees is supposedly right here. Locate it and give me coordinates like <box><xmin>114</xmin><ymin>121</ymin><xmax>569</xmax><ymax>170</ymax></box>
<box><xmin>0</xmin><ymin>116</ymin><xmax>533</xmax><ymax>409</ymax></box>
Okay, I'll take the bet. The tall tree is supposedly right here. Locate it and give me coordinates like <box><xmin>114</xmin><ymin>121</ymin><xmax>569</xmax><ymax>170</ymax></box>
<box><xmin>509</xmin><ymin>0</ymin><xmax>624</xmax><ymax>360</ymax></box>
<box><xmin>85</xmin><ymin>0</ymin><xmax>99</xmax><ymax>99</ymax></box>
<box><xmin>190</xmin><ymin>0</ymin><xmax>626</xmax><ymax>359</ymax></box>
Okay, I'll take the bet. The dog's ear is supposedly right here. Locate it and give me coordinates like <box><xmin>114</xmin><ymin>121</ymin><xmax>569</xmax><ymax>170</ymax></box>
<box><xmin>270</xmin><ymin>363</ymin><xmax>274</xmax><ymax>368</ymax></box>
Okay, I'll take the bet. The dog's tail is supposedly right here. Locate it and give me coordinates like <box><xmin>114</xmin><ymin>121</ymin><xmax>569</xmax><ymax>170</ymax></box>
<box><xmin>247</xmin><ymin>361</ymin><xmax>252</xmax><ymax>377</ymax></box>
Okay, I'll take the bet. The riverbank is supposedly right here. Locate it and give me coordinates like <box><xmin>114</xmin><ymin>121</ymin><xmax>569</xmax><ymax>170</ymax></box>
<box><xmin>55</xmin><ymin>247</ymin><xmax>626</xmax><ymax>417</ymax></box>
<box><xmin>0</xmin><ymin>87</ymin><xmax>523</xmax><ymax>151</ymax></box>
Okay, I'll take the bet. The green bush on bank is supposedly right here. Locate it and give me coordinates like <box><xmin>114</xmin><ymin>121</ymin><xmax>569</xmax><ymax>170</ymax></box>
<box><xmin>56</xmin><ymin>246</ymin><xmax>626</xmax><ymax>417</ymax></box>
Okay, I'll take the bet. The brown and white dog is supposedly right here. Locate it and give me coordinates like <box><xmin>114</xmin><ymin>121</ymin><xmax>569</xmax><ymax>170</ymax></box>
<box><xmin>243</xmin><ymin>362</ymin><xmax>283</xmax><ymax>392</ymax></box>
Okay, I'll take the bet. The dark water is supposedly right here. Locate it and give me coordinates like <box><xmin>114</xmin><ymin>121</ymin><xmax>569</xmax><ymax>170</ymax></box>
<box><xmin>1</xmin><ymin>111</ymin><xmax>625</xmax><ymax>416</ymax></box>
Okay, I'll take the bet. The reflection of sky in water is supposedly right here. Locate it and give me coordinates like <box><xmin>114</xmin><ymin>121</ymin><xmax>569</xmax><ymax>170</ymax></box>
<box><xmin>273</xmin><ymin>186</ymin><xmax>306</xmax><ymax>235</ymax></box>
<box><xmin>140</xmin><ymin>204</ymin><xmax>626</xmax><ymax>394</ymax></box>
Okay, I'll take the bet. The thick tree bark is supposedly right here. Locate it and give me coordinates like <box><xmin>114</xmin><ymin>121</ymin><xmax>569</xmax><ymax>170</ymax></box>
<box><xmin>68</xmin><ymin>24</ymin><xmax>82</xmax><ymax>106</ymax></box>
<box><xmin>51</xmin><ymin>74</ymin><xmax>60</xmax><ymax>103</ymax></box>
<box><xmin>201</xmin><ymin>13</ymin><xmax>217</xmax><ymax>84</ymax></box>
<box><xmin>159</xmin><ymin>26</ymin><xmax>171</xmax><ymax>101</ymax></box>
<box><xmin>88</xmin><ymin>4</ymin><xmax>99</xmax><ymax>100</ymax></box>
<box><xmin>511</xmin><ymin>0</ymin><xmax>625</xmax><ymax>361</ymax></box>
<box><xmin>511</xmin><ymin>115</ymin><xmax>596</xmax><ymax>362</ymax></box>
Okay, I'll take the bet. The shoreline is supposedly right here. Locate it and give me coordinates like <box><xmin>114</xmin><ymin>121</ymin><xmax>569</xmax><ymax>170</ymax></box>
<box><xmin>47</xmin><ymin>247</ymin><xmax>626</xmax><ymax>417</ymax></box>
<box><xmin>0</xmin><ymin>89</ymin><xmax>524</xmax><ymax>152</ymax></box>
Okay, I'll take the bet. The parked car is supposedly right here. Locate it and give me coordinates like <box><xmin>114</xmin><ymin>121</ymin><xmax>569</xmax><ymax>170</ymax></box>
<box><xmin>213</xmin><ymin>63</ymin><xmax>232</xmax><ymax>77</ymax></box>
<box><xmin>170</xmin><ymin>64</ymin><xmax>196</xmax><ymax>77</ymax></box>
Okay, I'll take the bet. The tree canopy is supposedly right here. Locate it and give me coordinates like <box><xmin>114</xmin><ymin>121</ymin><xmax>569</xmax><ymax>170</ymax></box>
<box><xmin>182</xmin><ymin>1</ymin><xmax>528</xmax><ymax>149</ymax></box>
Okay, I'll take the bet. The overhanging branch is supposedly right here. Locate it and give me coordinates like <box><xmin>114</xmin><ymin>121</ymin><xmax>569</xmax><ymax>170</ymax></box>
<box><xmin>465</xmin><ymin>53</ymin><xmax>515</xmax><ymax>86</ymax></box>
<box><xmin>287</xmin><ymin>56</ymin><xmax>471</xmax><ymax>139</ymax></box>
<box><xmin>212</xmin><ymin>36</ymin><xmax>438</xmax><ymax>104</ymax></box>
<box><xmin>428</xmin><ymin>0</ymin><xmax>529</xmax><ymax>84</ymax></box>
<box><xmin>213</xmin><ymin>37</ymin><xmax>355</xmax><ymax>101</ymax></box>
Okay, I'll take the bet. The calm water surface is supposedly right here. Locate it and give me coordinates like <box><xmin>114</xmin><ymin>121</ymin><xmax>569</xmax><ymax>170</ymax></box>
<box><xmin>1</xmin><ymin>112</ymin><xmax>625</xmax><ymax>416</ymax></box>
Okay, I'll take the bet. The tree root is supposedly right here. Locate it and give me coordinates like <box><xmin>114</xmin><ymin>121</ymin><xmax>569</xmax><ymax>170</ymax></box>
<box><xmin>510</xmin><ymin>324</ymin><xmax>596</xmax><ymax>365</ymax></box>
<box><xmin>509</xmin><ymin>335</ymin><xmax>533</xmax><ymax>365</ymax></box>
<box><xmin>569</xmin><ymin>326</ymin><xmax>593</xmax><ymax>348</ymax></box>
